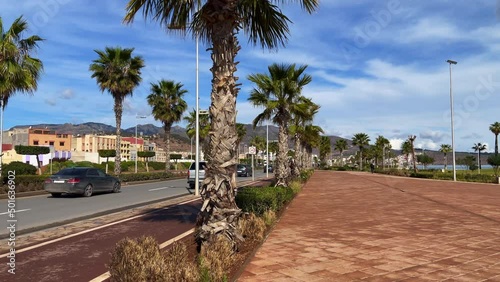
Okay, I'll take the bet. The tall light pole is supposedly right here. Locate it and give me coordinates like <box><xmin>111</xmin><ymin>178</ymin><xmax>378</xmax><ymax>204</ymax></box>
<box><xmin>447</xmin><ymin>59</ymin><xmax>457</xmax><ymax>181</ymax></box>
<box><xmin>194</xmin><ymin>26</ymin><xmax>201</xmax><ymax>197</ymax></box>
<box><xmin>0</xmin><ymin>100</ymin><xmax>4</xmax><ymax>178</ymax></box>
<box><xmin>266</xmin><ymin>122</ymin><xmax>269</xmax><ymax>178</ymax></box>
<box><xmin>135</xmin><ymin>114</ymin><xmax>147</xmax><ymax>173</ymax></box>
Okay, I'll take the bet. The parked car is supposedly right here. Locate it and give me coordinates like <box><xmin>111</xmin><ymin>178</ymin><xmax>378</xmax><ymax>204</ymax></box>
<box><xmin>236</xmin><ymin>164</ymin><xmax>253</xmax><ymax>177</ymax></box>
<box><xmin>44</xmin><ymin>167</ymin><xmax>121</xmax><ymax>197</ymax></box>
<box><xmin>263</xmin><ymin>164</ymin><xmax>274</xmax><ymax>173</ymax></box>
<box><xmin>187</xmin><ymin>161</ymin><xmax>207</xmax><ymax>189</ymax></box>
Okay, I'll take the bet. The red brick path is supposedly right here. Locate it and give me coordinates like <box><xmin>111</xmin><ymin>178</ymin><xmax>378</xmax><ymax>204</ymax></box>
<box><xmin>238</xmin><ymin>171</ymin><xmax>500</xmax><ymax>281</ymax></box>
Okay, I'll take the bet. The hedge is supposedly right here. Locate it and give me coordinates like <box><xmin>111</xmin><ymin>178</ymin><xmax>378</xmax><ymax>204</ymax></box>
<box><xmin>236</xmin><ymin>186</ymin><xmax>295</xmax><ymax>216</ymax></box>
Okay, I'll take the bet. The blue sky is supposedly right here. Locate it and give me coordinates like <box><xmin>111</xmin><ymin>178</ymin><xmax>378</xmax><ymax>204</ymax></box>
<box><xmin>3</xmin><ymin>0</ymin><xmax>500</xmax><ymax>153</ymax></box>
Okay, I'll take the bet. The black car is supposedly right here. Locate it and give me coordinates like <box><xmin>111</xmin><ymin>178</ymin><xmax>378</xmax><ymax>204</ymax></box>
<box><xmin>236</xmin><ymin>164</ymin><xmax>253</xmax><ymax>177</ymax></box>
<box><xmin>44</xmin><ymin>167</ymin><xmax>121</xmax><ymax>197</ymax></box>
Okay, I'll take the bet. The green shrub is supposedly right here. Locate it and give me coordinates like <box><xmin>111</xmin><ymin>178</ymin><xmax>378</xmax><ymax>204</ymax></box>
<box><xmin>236</xmin><ymin>186</ymin><xmax>295</xmax><ymax>216</ymax></box>
<box><xmin>118</xmin><ymin>172</ymin><xmax>173</xmax><ymax>182</ymax></box>
<box><xmin>0</xmin><ymin>175</ymin><xmax>47</xmax><ymax>193</ymax></box>
<box><xmin>199</xmin><ymin>235</ymin><xmax>233</xmax><ymax>282</ymax></box>
<box><xmin>2</xmin><ymin>161</ymin><xmax>37</xmax><ymax>178</ymax></box>
<box><xmin>149</xmin><ymin>161</ymin><xmax>165</xmax><ymax>171</ymax></box>
<box><xmin>74</xmin><ymin>161</ymin><xmax>95</xmax><ymax>167</ymax></box>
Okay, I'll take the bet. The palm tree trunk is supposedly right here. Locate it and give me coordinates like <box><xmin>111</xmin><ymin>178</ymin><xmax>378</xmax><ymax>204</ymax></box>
<box><xmin>114</xmin><ymin>99</ymin><xmax>122</xmax><ymax>175</ymax></box>
<box><xmin>196</xmin><ymin>8</ymin><xmax>242</xmax><ymax>247</ymax></box>
<box><xmin>359</xmin><ymin>149</ymin><xmax>363</xmax><ymax>171</ymax></box>
<box><xmin>276</xmin><ymin>121</ymin><xmax>289</xmax><ymax>186</ymax></box>
<box><xmin>479</xmin><ymin>150</ymin><xmax>482</xmax><ymax>169</ymax></box>
<box><xmin>444</xmin><ymin>154</ymin><xmax>448</xmax><ymax>171</ymax></box>
<box><xmin>163</xmin><ymin>123</ymin><xmax>171</xmax><ymax>173</ymax></box>
<box><xmin>340</xmin><ymin>151</ymin><xmax>344</xmax><ymax>166</ymax></box>
<box><xmin>496</xmin><ymin>134</ymin><xmax>499</xmax><ymax>155</ymax></box>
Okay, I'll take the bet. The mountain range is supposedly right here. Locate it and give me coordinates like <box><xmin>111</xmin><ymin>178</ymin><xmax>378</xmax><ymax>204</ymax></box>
<box><xmin>10</xmin><ymin>122</ymin><xmax>483</xmax><ymax>164</ymax></box>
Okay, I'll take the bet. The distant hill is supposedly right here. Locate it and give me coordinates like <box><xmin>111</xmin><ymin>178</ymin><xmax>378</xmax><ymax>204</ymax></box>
<box><xmin>11</xmin><ymin>122</ymin><xmax>482</xmax><ymax>164</ymax></box>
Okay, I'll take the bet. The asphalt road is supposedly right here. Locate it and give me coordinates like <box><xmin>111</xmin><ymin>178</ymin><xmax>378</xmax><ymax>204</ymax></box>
<box><xmin>0</xmin><ymin>171</ymin><xmax>269</xmax><ymax>238</ymax></box>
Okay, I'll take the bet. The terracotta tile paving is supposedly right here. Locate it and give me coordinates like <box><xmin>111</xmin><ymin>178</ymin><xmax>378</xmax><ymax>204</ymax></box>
<box><xmin>237</xmin><ymin>171</ymin><xmax>500</xmax><ymax>281</ymax></box>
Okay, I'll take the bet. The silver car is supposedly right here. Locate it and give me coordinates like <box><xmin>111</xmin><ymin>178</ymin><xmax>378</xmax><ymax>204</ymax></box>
<box><xmin>44</xmin><ymin>167</ymin><xmax>121</xmax><ymax>197</ymax></box>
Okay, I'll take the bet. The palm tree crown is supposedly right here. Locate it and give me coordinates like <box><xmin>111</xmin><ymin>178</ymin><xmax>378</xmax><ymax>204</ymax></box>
<box><xmin>89</xmin><ymin>47</ymin><xmax>145</xmax><ymax>175</ymax></box>
<box><xmin>148</xmin><ymin>80</ymin><xmax>188</xmax><ymax>172</ymax></box>
<box><xmin>0</xmin><ymin>16</ymin><xmax>44</xmax><ymax>108</ymax></box>
<box><xmin>439</xmin><ymin>144</ymin><xmax>452</xmax><ymax>171</ymax></box>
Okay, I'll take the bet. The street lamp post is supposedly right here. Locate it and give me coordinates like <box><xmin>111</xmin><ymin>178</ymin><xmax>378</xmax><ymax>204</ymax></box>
<box><xmin>194</xmin><ymin>20</ymin><xmax>202</xmax><ymax>197</ymax></box>
<box><xmin>266</xmin><ymin>122</ymin><xmax>269</xmax><ymax>178</ymax></box>
<box><xmin>447</xmin><ymin>59</ymin><xmax>457</xmax><ymax>181</ymax></box>
<box><xmin>135</xmin><ymin>115</ymin><xmax>147</xmax><ymax>173</ymax></box>
<box><xmin>0</xmin><ymin>100</ymin><xmax>4</xmax><ymax>178</ymax></box>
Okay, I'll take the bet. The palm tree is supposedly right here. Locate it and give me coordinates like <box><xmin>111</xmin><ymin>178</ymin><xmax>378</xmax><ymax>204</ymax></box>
<box><xmin>352</xmin><ymin>133</ymin><xmax>370</xmax><ymax>170</ymax></box>
<box><xmin>248</xmin><ymin>63</ymin><xmax>312</xmax><ymax>186</ymax></box>
<box><xmin>290</xmin><ymin>97</ymin><xmax>320</xmax><ymax>176</ymax></box>
<box><xmin>401</xmin><ymin>140</ymin><xmax>412</xmax><ymax>168</ymax></box>
<box><xmin>334</xmin><ymin>139</ymin><xmax>348</xmax><ymax>166</ymax></box>
<box><xmin>301</xmin><ymin>124</ymin><xmax>323</xmax><ymax>168</ymax></box>
<box><xmin>319</xmin><ymin>136</ymin><xmax>331</xmax><ymax>165</ymax></box>
<box><xmin>408</xmin><ymin>135</ymin><xmax>418</xmax><ymax>173</ymax></box>
<box><xmin>0</xmin><ymin>16</ymin><xmax>44</xmax><ymax>177</ymax></box>
<box><xmin>236</xmin><ymin>123</ymin><xmax>247</xmax><ymax>160</ymax></box>
<box><xmin>89</xmin><ymin>47</ymin><xmax>145</xmax><ymax>175</ymax></box>
<box><xmin>439</xmin><ymin>144</ymin><xmax>452</xmax><ymax>171</ymax></box>
<box><xmin>124</xmin><ymin>0</ymin><xmax>318</xmax><ymax>245</ymax></box>
<box><xmin>490</xmin><ymin>122</ymin><xmax>500</xmax><ymax>155</ymax></box>
<box><xmin>374</xmin><ymin>136</ymin><xmax>390</xmax><ymax>168</ymax></box>
<box><xmin>472</xmin><ymin>143</ymin><xmax>487</xmax><ymax>170</ymax></box>
<box><xmin>147</xmin><ymin>80</ymin><xmax>188</xmax><ymax>173</ymax></box>
<box><xmin>184</xmin><ymin>108</ymin><xmax>211</xmax><ymax>158</ymax></box>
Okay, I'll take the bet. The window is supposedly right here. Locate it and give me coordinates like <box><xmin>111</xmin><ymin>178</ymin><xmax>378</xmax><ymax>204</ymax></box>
<box><xmin>87</xmin><ymin>169</ymin><xmax>99</xmax><ymax>176</ymax></box>
<box><xmin>60</xmin><ymin>142</ymin><xmax>65</xmax><ymax>146</ymax></box>
<box><xmin>49</xmin><ymin>141</ymin><xmax>54</xmax><ymax>146</ymax></box>
<box><xmin>34</xmin><ymin>141</ymin><xmax>39</xmax><ymax>145</ymax></box>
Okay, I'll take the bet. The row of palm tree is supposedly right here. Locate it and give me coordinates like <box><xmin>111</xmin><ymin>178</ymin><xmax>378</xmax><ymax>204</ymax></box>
<box><xmin>5</xmin><ymin>1</ymin><xmax>322</xmax><ymax>250</ymax></box>
<box><xmin>124</xmin><ymin>0</ymin><xmax>320</xmax><ymax>246</ymax></box>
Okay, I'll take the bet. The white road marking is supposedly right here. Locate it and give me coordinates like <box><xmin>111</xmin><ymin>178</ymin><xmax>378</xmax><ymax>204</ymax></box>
<box><xmin>0</xmin><ymin>209</ymin><xmax>31</xmax><ymax>216</ymax></box>
<box><xmin>0</xmin><ymin>198</ymin><xmax>198</xmax><ymax>259</ymax></box>
<box><xmin>89</xmin><ymin>228</ymin><xmax>195</xmax><ymax>282</ymax></box>
<box><xmin>148</xmin><ymin>187</ymin><xmax>171</xmax><ymax>191</ymax></box>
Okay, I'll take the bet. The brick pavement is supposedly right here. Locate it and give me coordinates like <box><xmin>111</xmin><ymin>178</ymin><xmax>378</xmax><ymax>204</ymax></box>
<box><xmin>238</xmin><ymin>171</ymin><xmax>500</xmax><ymax>281</ymax></box>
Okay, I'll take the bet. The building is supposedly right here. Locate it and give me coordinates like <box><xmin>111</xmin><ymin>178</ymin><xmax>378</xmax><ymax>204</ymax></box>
<box><xmin>122</xmin><ymin>137</ymin><xmax>144</xmax><ymax>161</ymax></box>
<box><xmin>71</xmin><ymin>134</ymin><xmax>117</xmax><ymax>153</ymax></box>
<box><xmin>28</xmin><ymin>128</ymin><xmax>72</xmax><ymax>151</ymax></box>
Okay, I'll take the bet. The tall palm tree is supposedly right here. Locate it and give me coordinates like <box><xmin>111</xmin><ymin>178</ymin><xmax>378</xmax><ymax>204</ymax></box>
<box><xmin>89</xmin><ymin>47</ymin><xmax>145</xmax><ymax>175</ymax></box>
<box><xmin>352</xmin><ymin>133</ymin><xmax>370</xmax><ymax>170</ymax></box>
<box><xmin>334</xmin><ymin>139</ymin><xmax>348</xmax><ymax>166</ymax></box>
<box><xmin>319</xmin><ymin>136</ymin><xmax>331</xmax><ymax>165</ymax></box>
<box><xmin>0</xmin><ymin>16</ymin><xmax>44</xmax><ymax>177</ymax></box>
<box><xmin>301</xmin><ymin>124</ymin><xmax>323</xmax><ymax>168</ymax></box>
<box><xmin>490</xmin><ymin>122</ymin><xmax>500</xmax><ymax>155</ymax></box>
<box><xmin>290</xmin><ymin>97</ymin><xmax>319</xmax><ymax>176</ymax></box>
<box><xmin>124</xmin><ymin>0</ymin><xmax>318</xmax><ymax>245</ymax></box>
<box><xmin>147</xmin><ymin>80</ymin><xmax>188</xmax><ymax>172</ymax></box>
<box><xmin>401</xmin><ymin>140</ymin><xmax>412</xmax><ymax>168</ymax></box>
<box><xmin>184</xmin><ymin>108</ymin><xmax>210</xmax><ymax>158</ymax></box>
<box><xmin>248</xmin><ymin>63</ymin><xmax>312</xmax><ymax>186</ymax></box>
<box><xmin>439</xmin><ymin>144</ymin><xmax>452</xmax><ymax>171</ymax></box>
<box><xmin>472</xmin><ymin>143</ymin><xmax>487</xmax><ymax>169</ymax></box>
<box><xmin>374</xmin><ymin>136</ymin><xmax>390</xmax><ymax>168</ymax></box>
<box><xmin>408</xmin><ymin>135</ymin><xmax>418</xmax><ymax>173</ymax></box>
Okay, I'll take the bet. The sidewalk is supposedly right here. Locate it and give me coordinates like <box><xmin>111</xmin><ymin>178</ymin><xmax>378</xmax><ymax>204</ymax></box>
<box><xmin>238</xmin><ymin>171</ymin><xmax>500</xmax><ymax>281</ymax></box>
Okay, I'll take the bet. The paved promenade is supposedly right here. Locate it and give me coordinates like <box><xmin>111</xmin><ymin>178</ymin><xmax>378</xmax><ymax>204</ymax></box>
<box><xmin>238</xmin><ymin>171</ymin><xmax>500</xmax><ymax>281</ymax></box>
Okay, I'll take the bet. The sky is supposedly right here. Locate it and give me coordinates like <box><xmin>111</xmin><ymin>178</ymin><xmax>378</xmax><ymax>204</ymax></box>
<box><xmin>2</xmin><ymin>0</ymin><xmax>500</xmax><ymax>153</ymax></box>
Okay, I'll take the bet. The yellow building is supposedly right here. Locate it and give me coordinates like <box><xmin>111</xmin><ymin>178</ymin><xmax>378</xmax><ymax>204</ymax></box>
<box><xmin>72</xmin><ymin>134</ymin><xmax>117</xmax><ymax>153</ymax></box>
<box><xmin>28</xmin><ymin>128</ymin><xmax>72</xmax><ymax>151</ymax></box>
<box><xmin>71</xmin><ymin>134</ymin><xmax>132</xmax><ymax>161</ymax></box>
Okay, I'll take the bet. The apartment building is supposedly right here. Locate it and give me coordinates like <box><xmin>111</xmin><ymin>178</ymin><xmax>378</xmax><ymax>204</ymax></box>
<box><xmin>28</xmin><ymin>128</ymin><xmax>72</xmax><ymax>151</ymax></box>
